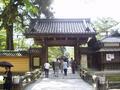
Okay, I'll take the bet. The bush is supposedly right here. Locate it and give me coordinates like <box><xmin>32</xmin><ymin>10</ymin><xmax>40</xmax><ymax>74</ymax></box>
<box><xmin>107</xmin><ymin>75</ymin><xmax>120</xmax><ymax>81</ymax></box>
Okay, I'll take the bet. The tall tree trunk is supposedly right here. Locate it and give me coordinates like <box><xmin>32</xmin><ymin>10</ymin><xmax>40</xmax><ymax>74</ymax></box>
<box><xmin>6</xmin><ymin>24</ymin><xmax>14</xmax><ymax>50</ymax></box>
<box><xmin>60</xmin><ymin>46</ymin><xmax>66</xmax><ymax>55</ymax></box>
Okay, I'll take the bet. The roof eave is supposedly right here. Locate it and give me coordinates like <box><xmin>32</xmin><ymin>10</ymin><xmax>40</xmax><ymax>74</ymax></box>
<box><xmin>24</xmin><ymin>32</ymin><xmax>96</xmax><ymax>38</ymax></box>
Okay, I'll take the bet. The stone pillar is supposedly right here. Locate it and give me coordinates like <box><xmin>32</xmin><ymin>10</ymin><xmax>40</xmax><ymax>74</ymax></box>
<box><xmin>98</xmin><ymin>76</ymin><xmax>107</xmax><ymax>90</ymax></box>
<box><xmin>92</xmin><ymin>75</ymin><xmax>107</xmax><ymax>90</ymax></box>
<box><xmin>92</xmin><ymin>75</ymin><xmax>98</xmax><ymax>90</ymax></box>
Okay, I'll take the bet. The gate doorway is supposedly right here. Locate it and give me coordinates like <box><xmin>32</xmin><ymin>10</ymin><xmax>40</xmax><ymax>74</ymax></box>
<box><xmin>48</xmin><ymin>46</ymin><xmax>74</xmax><ymax>62</ymax></box>
<box><xmin>24</xmin><ymin>19</ymin><xmax>96</xmax><ymax>68</ymax></box>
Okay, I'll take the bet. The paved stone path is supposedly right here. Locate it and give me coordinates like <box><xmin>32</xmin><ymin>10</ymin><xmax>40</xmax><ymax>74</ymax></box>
<box><xmin>24</xmin><ymin>68</ymin><xmax>92</xmax><ymax>90</ymax></box>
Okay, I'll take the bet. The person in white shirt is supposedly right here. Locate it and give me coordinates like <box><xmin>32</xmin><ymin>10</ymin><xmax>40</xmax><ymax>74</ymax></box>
<box><xmin>44</xmin><ymin>61</ymin><xmax>50</xmax><ymax>78</ymax></box>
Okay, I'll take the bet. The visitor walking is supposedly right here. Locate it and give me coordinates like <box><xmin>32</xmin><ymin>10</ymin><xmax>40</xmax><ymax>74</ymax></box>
<box><xmin>52</xmin><ymin>60</ymin><xmax>55</xmax><ymax>74</ymax></box>
<box><xmin>44</xmin><ymin>61</ymin><xmax>50</xmax><ymax>78</ymax></box>
<box><xmin>71</xmin><ymin>58</ymin><xmax>76</xmax><ymax>74</ymax></box>
<box><xmin>63</xmin><ymin>60</ymin><xmax>68</xmax><ymax>76</ymax></box>
<box><xmin>54</xmin><ymin>59</ymin><xmax>60</xmax><ymax>77</ymax></box>
<box><xmin>60</xmin><ymin>59</ymin><xmax>64</xmax><ymax>73</ymax></box>
<box><xmin>3</xmin><ymin>67</ymin><xmax>12</xmax><ymax>90</ymax></box>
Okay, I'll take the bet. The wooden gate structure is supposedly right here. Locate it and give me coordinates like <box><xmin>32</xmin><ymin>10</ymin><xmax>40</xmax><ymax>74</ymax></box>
<box><xmin>24</xmin><ymin>19</ymin><xmax>96</xmax><ymax>69</ymax></box>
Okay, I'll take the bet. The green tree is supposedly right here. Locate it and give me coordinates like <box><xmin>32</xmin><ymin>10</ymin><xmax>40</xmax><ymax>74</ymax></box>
<box><xmin>33</xmin><ymin>0</ymin><xmax>54</xmax><ymax>19</ymax></box>
<box><xmin>0</xmin><ymin>0</ymin><xmax>54</xmax><ymax>50</ymax></box>
<box><xmin>0</xmin><ymin>29</ymin><xmax>6</xmax><ymax>50</ymax></box>
<box><xmin>48</xmin><ymin>46</ymin><xmax>65</xmax><ymax>62</ymax></box>
<box><xmin>93</xmin><ymin>17</ymin><xmax>119</xmax><ymax>39</ymax></box>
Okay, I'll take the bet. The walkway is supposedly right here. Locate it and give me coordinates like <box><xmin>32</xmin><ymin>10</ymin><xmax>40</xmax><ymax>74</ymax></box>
<box><xmin>24</xmin><ymin>67</ymin><xmax>92</xmax><ymax>90</ymax></box>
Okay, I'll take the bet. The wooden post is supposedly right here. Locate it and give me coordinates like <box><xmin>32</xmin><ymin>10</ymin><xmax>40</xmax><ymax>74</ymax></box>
<box><xmin>74</xmin><ymin>43</ymin><xmax>80</xmax><ymax>66</ymax></box>
<box><xmin>28</xmin><ymin>47</ymin><xmax>32</xmax><ymax>71</ymax></box>
<box><xmin>98</xmin><ymin>76</ymin><xmax>107</xmax><ymax>90</ymax></box>
<box><xmin>42</xmin><ymin>44</ymin><xmax>48</xmax><ymax>66</ymax></box>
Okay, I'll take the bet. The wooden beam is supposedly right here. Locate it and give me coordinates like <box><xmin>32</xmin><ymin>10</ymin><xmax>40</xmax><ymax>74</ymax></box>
<box><xmin>25</xmin><ymin>33</ymin><xmax>96</xmax><ymax>38</ymax></box>
<box><xmin>35</xmin><ymin>39</ymin><xmax>88</xmax><ymax>46</ymax></box>
<box><xmin>34</xmin><ymin>36</ymin><xmax>89</xmax><ymax>46</ymax></box>
<box><xmin>46</xmin><ymin>40</ymin><xmax>80</xmax><ymax>46</ymax></box>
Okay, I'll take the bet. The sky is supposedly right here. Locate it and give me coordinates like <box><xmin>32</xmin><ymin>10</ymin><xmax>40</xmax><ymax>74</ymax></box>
<box><xmin>52</xmin><ymin>0</ymin><xmax>120</xmax><ymax>21</ymax></box>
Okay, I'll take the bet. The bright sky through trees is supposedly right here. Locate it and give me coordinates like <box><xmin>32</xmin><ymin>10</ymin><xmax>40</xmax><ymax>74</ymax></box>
<box><xmin>52</xmin><ymin>0</ymin><xmax>120</xmax><ymax>20</ymax></box>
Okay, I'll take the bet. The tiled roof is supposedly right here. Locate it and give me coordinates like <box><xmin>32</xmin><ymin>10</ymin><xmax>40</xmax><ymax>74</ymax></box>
<box><xmin>101</xmin><ymin>37</ymin><xmax>120</xmax><ymax>43</ymax></box>
<box><xmin>27</xmin><ymin>19</ymin><xmax>96</xmax><ymax>34</ymax></box>
<box><xmin>98</xmin><ymin>48</ymin><xmax>120</xmax><ymax>52</ymax></box>
<box><xmin>0</xmin><ymin>51</ymin><xmax>28</xmax><ymax>56</ymax></box>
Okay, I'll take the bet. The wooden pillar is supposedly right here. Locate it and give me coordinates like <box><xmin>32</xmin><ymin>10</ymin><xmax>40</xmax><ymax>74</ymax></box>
<box><xmin>74</xmin><ymin>43</ymin><xmax>80</xmax><ymax>65</ymax></box>
<box><xmin>42</xmin><ymin>44</ymin><xmax>48</xmax><ymax>67</ymax></box>
<box><xmin>28</xmin><ymin>47</ymin><xmax>32</xmax><ymax>71</ymax></box>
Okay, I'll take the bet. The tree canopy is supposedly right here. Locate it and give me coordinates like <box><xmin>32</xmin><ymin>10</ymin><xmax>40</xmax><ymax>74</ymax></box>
<box><xmin>48</xmin><ymin>46</ymin><xmax>66</xmax><ymax>62</ymax></box>
<box><xmin>93</xmin><ymin>17</ymin><xmax>119</xmax><ymax>39</ymax></box>
<box><xmin>0</xmin><ymin>0</ymin><xmax>54</xmax><ymax>50</ymax></box>
<box><xmin>0</xmin><ymin>29</ymin><xmax>6</xmax><ymax>50</ymax></box>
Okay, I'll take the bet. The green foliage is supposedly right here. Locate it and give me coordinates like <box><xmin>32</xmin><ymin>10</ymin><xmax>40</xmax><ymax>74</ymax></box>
<box><xmin>0</xmin><ymin>0</ymin><xmax>10</xmax><ymax>6</ymax></box>
<box><xmin>24</xmin><ymin>0</ymin><xmax>38</xmax><ymax>15</ymax></box>
<box><xmin>14</xmin><ymin>36</ymin><xmax>35</xmax><ymax>50</ymax></box>
<box><xmin>48</xmin><ymin>47</ymin><xmax>64</xmax><ymax>62</ymax></box>
<box><xmin>0</xmin><ymin>29</ymin><xmax>6</xmax><ymax>50</ymax></box>
<box><xmin>65</xmin><ymin>47</ymin><xmax>74</xmax><ymax>59</ymax></box>
<box><xmin>93</xmin><ymin>17</ymin><xmax>119</xmax><ymax>39</ymax></box>
<box><xmin>0</xmin><ymin>0</ymin><xmax>54</xmax><ymax>50</ymax></box>
<box><xmin>32</xmin><ymin>0</ymin><xmax>54</xmax><ymax>18</ymax></box>
<box><xmin>107</xmin><ymin>75</ymin><xmax>120</xmax><ymax>81</ymax></box>
<box><xmin>30</xmin><ymin>44</ymin><xmax>41</xmax><ymax>48</ymax></box>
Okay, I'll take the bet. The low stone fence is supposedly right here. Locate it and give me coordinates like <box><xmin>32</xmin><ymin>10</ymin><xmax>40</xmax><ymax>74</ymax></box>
<box><xmin>0</xmin><ymin>68</ymin><xmax>42</xmax><ymax>90</ymax></box>
<box><xmin>0</xmin><ymin>84</ymin><xmax>3</xmax><ymax>90</ymax></box>
<box><xmin>79</xmin><ymin>68</ymin><xmax>107</xmax><ymax>90</ymax></box>
<box><xmin>107</xmin><ymin>81</ymin><xmax>120</xmax><ymax>89</ymax></box>
<box><xmin>79</xmin><ymin>67</ymin><xmax>120</xmax><ymax>90</ymax></box>
<box><xmin>79</xmin><ymin>68</ymin><xmax>93</xmax><ymax>85</ymax></box>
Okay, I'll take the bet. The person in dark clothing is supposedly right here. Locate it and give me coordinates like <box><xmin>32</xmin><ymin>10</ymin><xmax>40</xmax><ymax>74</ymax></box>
<box><xmin>63</xmin><ymin>61</ymin><xmax>68</xmax><ymax>76</ymax></box>
<box><xmin>52</xmin><ymin>60</ymin><xmax>55</xmax><ymax>74</ymax></box>
<box><xmin>71</xmin><ymin>58</ymin><xmax>76</xmax><ymax>74</ymax></box>
<box><xmin>3</xmin><ymin>67</ymin><xmax>12</xmax><ymax>90</ymax></box>
<box><xmin>54</xmin><ymin>59</ymin><xmax>60</xmax><ymax>77</ymax></box>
